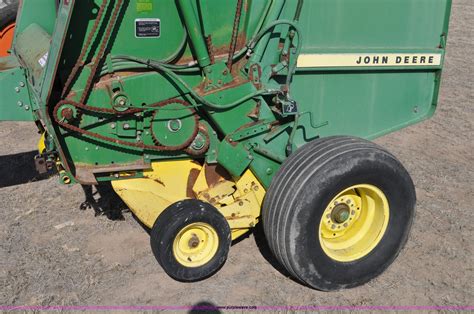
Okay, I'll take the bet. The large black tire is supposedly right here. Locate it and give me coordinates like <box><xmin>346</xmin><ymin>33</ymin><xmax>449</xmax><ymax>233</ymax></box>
<box><xmin>262</xmin><ymin>136</ymin><xmax>416</xmax><ymax>291</ymax></box>
<box><xmin>0</xmin><ymin>0</ymin><xmax>18</xmax><ymax>30</ymax></box>
<box><xmin>150</xmin><ymin>199</ymin><xmax>231</xmax><ymax>282</ymax></box>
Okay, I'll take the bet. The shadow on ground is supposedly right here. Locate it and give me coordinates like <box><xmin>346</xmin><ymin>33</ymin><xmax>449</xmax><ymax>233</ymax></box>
<box><xmin>0</xmin><ymin>150</ymin><xmax>54</xmax><ymax>188</ymax></box>
<box><xmin>81</xmin><ymin>182</ymin><xmax>129</xmax><ymax>221</ymax></box>
<box><xmin>252</xmin><ymin>222</ymin><xmax>293</xmax><ymax>279</ymax></box>
<box><xmin>189</xmin><ymin>301</ymin><xmax>222</xmax><ymax>313</ymax></box>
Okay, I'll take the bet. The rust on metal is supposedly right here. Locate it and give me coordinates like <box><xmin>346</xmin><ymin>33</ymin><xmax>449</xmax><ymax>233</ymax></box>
<box><xmin>75</xmin><ymin>159</ymin><xmax>150</xmax><ymax>184</ymax></box>
<box><xmin>60</xmin><ymin>107</ymin><xmax>74</xmax><ymax>120</ymax></box>
<box><xmin>80</xmin><ymin>0</ymin><xmax>124</xmax><ymax>104</ymax></box>
<box><xmin>186</xmin><ymin>168</ymin><xmax>201</xmax><ymax>198</ymax></box>
<box><xmin>206</xmin><ymin>35</ymin><xmax>215</xmax><ymax>64</ymax></box>
<box><xmin>225</xmin><ymin>213</ymin><xmax>253</xmax><ymax>221</ymax></box>
<box><xmin>227</xmin><ymin>0</ymin><xmax>244</xmax><ymax>71</ymax></box>
<box><xmin>196</xmin><ymin>72</ymin><xmax>249</xmax><ymax>96</ymax></box>
<box><xmin>61</xmin><ymin>0</ymin><xmax>108</xmax><ymax>98</ymax></box>
<box><xmin>247</xmin><ymin>100</ymin><xmax>261</xmax><ymax>119</ymax></box>
<box><xmin>204</xmin><ymin>164</ymin><xmax>233</xmax><ymax>188</ymax></box>
<box><xmin>184</xmin><ymin>123</ymin><xmax>211</xmax><ymax>156</ymax></box>
<box><xmin>0</xmin><ymin>57</ymin><xmax>19</xmax><ymax>71</ymax></box>
<box><xmin>53</xmin><ymin>98</ymin><xmax>199</xmax><ymax>152</ymax></box>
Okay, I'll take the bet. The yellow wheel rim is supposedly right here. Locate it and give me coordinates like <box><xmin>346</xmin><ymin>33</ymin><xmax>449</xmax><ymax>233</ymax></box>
<box><xmin>173</xmin><ymin>223</ymin><xmax>219</xmax><ymax>268</ymax></box>
<box><xmin>319</xmin><ymin>184</ymin><xmax>390</xmax><ymax>262</ymax></box>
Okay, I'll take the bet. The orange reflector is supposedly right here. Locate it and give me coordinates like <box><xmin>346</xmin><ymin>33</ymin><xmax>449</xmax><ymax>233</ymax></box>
<box><xmin>0</xmin><ymin>23</ymin><xmax>15</xmax><ymax>57</ymax></box>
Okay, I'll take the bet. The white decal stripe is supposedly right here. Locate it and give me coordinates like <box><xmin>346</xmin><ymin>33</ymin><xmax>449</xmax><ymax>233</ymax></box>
<box><xmin>297</xmin><ymin>53</ymin><xmax>442</xmax><ymax>68</ymax></box>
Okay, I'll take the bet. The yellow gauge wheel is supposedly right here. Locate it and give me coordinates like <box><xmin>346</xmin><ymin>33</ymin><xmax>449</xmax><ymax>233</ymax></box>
<box><xmin>319</xmin><ymin>184</ymin><xmax>390</xmax><ymax>262</ymax></box>
<box><xmin>173</xmin><ymin>223</ymin><xmax>219</xmax><ymax>268</ymax></box>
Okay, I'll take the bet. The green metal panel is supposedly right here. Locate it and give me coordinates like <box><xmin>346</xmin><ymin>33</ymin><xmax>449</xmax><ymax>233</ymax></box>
<box><xmin>15</xmin><ymin>23</ymin><xmax>51</xmax><ymax>90</ymax></box>
<box><xmin>0</xmin><ymin>0</ymin><xmax>452</xmax><ymax>187</ymax></box>
<box><xmin>0</xmin><ymin>57</ymin><xmax>35</xmax><ymax>121</ymax></box>
<box><xmin>282</xmin><ymin>0</ymin><xmax>451</xmax><ymax>140</ymax></box>
<box><xmin>299</xmin><ymin>0</ymin><xmax>449</xmax><ymax>49</ymax></box>
<box><xmin>291</xmin><ymin>71</ymin><xmax>438</xmax><ymax>140</ymax></box>
<box><xmin>13</xmin><ymin>0</ymin><xmax>57</xmax><ymax>37</ymax></box>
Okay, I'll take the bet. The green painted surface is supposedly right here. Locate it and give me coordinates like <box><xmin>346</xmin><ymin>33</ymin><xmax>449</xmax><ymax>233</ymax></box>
<box><xmin>0</xmin><ymin>57</ymin><xmax>35</xmax><ymax>121</ymax></box>
<box><xmin>0</xmin><ymin>0</ymin><xmax>452</xmax><ymax>188</ymax></box>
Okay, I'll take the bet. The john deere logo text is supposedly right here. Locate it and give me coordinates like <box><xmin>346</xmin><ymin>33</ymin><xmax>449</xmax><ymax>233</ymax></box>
<box><xmin>356</xmin><ymin>55</ymin><xmax>437</xmax><ymax>65</ymax></box>
<box><xmin>297</xmin><ymin>53</ymin><xmax>443</xmax><ymax>68</ymax></box>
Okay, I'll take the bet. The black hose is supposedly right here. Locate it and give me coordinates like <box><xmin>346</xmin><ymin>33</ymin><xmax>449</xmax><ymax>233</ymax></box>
<box><xmin>294</xmin><ymin>0</ymin><xmax>304</xmax><ymax>21</ymax></box>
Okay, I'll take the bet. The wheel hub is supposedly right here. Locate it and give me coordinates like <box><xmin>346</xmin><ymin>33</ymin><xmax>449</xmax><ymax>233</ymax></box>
<box><xmin>188</xmin><ymin>233</ymin><xmax>200</xmax><ymax>248</ymax></box>
<box><xmin>173</xmin><ymin>223</ymin><xmax>219</xmax><ymax>268</ymax></box>
<box><xmin>319</xmin><ymin>184</ymin><xmax>390</xmax><ymax>262</ymax></box>
<box><xmin>331</xmin><ymin>203</ymin><xmax>350</xmax><ymax>223</ymax></box>
<box><xmin>323</xmin><ymin>195</ymin><xmax>359</xmax><ymax>236</ymax></box>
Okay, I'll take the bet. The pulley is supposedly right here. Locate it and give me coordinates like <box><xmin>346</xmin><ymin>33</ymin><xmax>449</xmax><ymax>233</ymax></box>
<box><xmin>151</xmin><ymin>102</ymin><xmax>198</xmax><ymax>149</ymax></box>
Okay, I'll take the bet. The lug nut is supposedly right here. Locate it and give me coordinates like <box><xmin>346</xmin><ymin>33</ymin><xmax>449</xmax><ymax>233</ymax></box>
<box><xmin>61</xmin><ymin>108</ymin><xmax>74</xmax><ymax>120</ymax></box>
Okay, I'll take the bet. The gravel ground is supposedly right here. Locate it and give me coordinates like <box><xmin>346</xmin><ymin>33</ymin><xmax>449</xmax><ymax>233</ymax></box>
<box><xmin>0</xmin><ymin>0</ymin><xmax>473</xmax><ymax>309</ymax></box>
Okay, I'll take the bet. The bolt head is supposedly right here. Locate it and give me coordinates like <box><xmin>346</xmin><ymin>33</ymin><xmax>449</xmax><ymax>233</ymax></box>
<box><xmin>167</xmin><ymin>119</ymin><xmax>182</xmax><ymax>132</ymax></box>
<box><xmin>61</xmin><ymin>108</ymin><xmax>74</xmax><ymax>120</ymax></box>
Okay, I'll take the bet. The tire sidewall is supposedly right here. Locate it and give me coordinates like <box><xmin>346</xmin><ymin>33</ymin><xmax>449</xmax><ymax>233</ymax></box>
<box><xmin>151</xmin><ymin>201</ymin><xmax>231</xmax><ymax>282</ymax></box>
<box><xmin>289</xmin><ymin>149</ymin><xmax>416</xmax><ymax>290</ymax></box>
<box><xmin>0</xmin><ymin>0</ymin><xmax>18</xmax><ymax>30</ymax></box>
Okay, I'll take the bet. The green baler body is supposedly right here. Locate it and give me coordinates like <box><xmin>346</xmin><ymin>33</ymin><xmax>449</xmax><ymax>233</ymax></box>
<box><xmin>0</xmin><ymin>0</ymin><xmax>452</xmax><ymax>187</ymax></box>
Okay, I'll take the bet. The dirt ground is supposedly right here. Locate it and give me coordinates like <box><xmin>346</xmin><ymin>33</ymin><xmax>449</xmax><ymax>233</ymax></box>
<box><xmin>0</xmin><ymin>0</ymin><xmax>473</xmax><ymax>309</ymax></box>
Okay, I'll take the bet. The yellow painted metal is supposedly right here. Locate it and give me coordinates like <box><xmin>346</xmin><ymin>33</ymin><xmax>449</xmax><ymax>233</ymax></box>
<box><xmin>172</xmin><ymin>222</ymin><xmax>219</xmax><ymax>268</ymax></box>
<box><xmin>112</xmin><ymin>160</ymin><xmax>201</xmax><ymax>228</ymax></box>
<box><xmin>37</xmin><ymin>133</ymin><xmax>46</xmax><ymax>154</ymax></box>
<box><xmin>111</xmin><ymin>160</ymin><xmax>266</xmax><ymax>241</ymax></box>
<box><xmin>319</xmin><ymin>184</ymin><xmax>390</xmax><ymax>262</ymax></box>
<box><xmin>194</xmin><ymin>167</ymin><xmax>265</xmax><ymax>238</ymax></box>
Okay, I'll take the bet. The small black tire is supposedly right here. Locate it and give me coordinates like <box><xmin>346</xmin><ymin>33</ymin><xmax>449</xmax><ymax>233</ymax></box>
<box><xmin>262</xmin><ymin>136</ymin><xmax>416</xmax><ymax>291</ymax></box>
<box><xmin>150</xmin><ymin>199</ymin><xmax>231</xmax><ymax>282</ymax></box>
<box><xmin>0</xmin><ymin>0</ymin><xmax>19</xmax><ymax>30</ymax></box>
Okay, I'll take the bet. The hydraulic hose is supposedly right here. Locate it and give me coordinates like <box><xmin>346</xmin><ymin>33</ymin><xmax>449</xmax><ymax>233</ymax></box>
<box><xmin>99</xmin><ymin>5</ymin><xmax>302</xmax><ymax>110</ymax></box>
<box><xmin>247</xmin><ymin>19</ymin><xmax>303</xmax><ymax>87</ymax></box>
<box><xmin>113</xmin><ymin>55</ymin><xmax>280</xmax><ymax>110</ymax></box>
